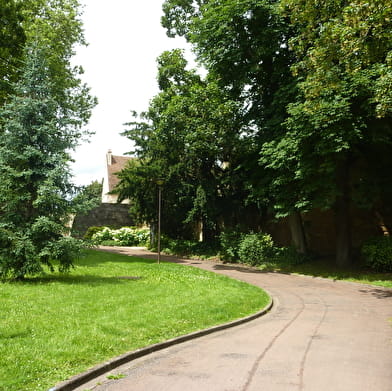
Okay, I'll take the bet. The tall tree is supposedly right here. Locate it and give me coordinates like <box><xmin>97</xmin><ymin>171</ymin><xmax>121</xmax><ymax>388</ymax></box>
<box><xmin>0</xmin><ymin>33</ymin><xmax>95</xmax><ymax>277</ymax></box>
<box><xmin>162</xmin><ymin>0</ymin><xmax>295</xmax><ymax>132</ymax></box>
<box><xmin>0</xmin><ymin>0</ymin><xmax>26</xmax><ymax>105</ymax></box>
<box><xmin>162</xmin><ymin>0</ymin><xmax>309</xmax><ymax>250</ymax></box>
<box><xmin>162</xmin><ymin>0</ymin><xmax>392</xmax><ymax>262</ymax></box>
<box><xmin>19</xmin><ymin>0</ymin><xmax>93</xmax><ymax>123</ymax></box>
<box><xmin>117</xmin><ymin>50</ymin><xmax>253</xmax><ymax>239</ymax></box>
<box><xmin>261</xmin><ymin>0</ymin><xmax>392</xmax><ymax>265</ymax></box>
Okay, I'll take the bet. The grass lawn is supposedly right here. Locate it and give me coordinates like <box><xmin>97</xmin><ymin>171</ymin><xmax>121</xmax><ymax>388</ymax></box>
<box><xmin>0</xmin><ymin>249</ymin><xmax>269</xmax><ymax>391</ymax></box>
<box><xmin>262</xmin><ymin>258</ymin><xmax>392</xmax><ymax>288</ymax></box>
<box><xmin>156</xmin><ymin>240</ymin><xmax>392</xmax><ymax>288</ymax></box>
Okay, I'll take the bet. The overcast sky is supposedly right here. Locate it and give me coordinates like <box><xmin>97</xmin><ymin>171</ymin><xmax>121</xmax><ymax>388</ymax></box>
<box><xmin>70</xmin><ymin>0</ymin><xmax>194</xmax><ymax>186</ymax></box>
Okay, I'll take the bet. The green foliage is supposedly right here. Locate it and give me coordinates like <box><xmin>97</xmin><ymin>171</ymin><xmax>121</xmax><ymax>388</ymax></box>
<box><xmin>0</xmin><ymin>228</ymin><xmax>43</xmax><ymax>279</ymax></box>
<box><xmin>19</xmin><ymin>0</ymin><xmax>95</xmax><ymax>119</ymax></box>
<box><xmin>91</xmin><ymin>227</ymin><xmax>150</xmax><ymax>247</ymax></box>
<box><xmin>0</xmin><ymin>14</ymin><xmax>95</xmax><ymax>278</ymax></box>
<box><xmin>272</xmin><ymin>246</ymin><xmax>310</xmax><ymax>266</ymax></box>
<box><xmin>99</xmin><ymin>240</ymin><xmax>122</xmax><ymax>247</ymax></box>
<box><xmin>157</xmin><ymin>238</ymin><xmax>220</xmax><ymax>259</ymax></box>
<box><xmin>238</xmin><ymin>233</ymin><xmax>275</xmax><ymax>266</ymax></box>
<box><xmin>361</xmin><ymin>236</ymin><xmax>392</xmax><ymax>272</ymax></box>
<box><xmin>107</xmin><ymin>374</ymin><xmax>126</xmax><ymax>380</ymax></box>
<box><xmin>0</xmin><ymin>0</ymin><xmax>26</xmax><ymax>105</ymax></box>
<box><xmin>162</xmin><ymin>0</ymin><xmax>297</xmax><ymax>219</ymax></box>
<box><xmin>118</xmin><ymin>49</ymin><xmax>254</xmax><ymax>240</ymax></box>
<box><xmin>219</xmin><ymin>227</ymin><xmax>310</xmax><ymax>266</ymax></box>
<box><xmin>123</xmin><ymin>0</ymin><xmax>392</xmax><ymax>267</ymax></box>
<box><xmin>219</xmin><ymin>227</ymin><xmax>244</xmax><ymax>262</ymax></box>
<box><xmin>83</xmin><ymin>226</ymin><xmax>106</xmax><ymax>240</ymax></box>
<box><xmin>0</xmin><ymin>222</ymin><xmax>84</xmax><ymax>279</ymax></box>
<box><xmin>72</xmin><ymin>180</ymin><xmax>103</xmax><ymax>214</ymax></box>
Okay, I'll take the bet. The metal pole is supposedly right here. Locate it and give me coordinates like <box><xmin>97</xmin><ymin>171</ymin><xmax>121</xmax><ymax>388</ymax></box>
<box><xmin>157</xmin><ymin>185</ymin><xmax>162</xmax><ymax>264</ymax></box>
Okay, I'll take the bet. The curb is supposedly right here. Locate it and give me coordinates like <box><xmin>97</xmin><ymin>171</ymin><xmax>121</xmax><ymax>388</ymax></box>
<box><xmin>49</xmin><ymin>296</ymin><xmax>273</xmax><ymax>391</ymax></box>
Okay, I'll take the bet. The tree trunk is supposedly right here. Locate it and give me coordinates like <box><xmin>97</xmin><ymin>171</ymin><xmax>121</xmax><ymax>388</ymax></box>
<box><xmin>150</xmin><ymin>222</ymin><xmax>157</xmax><ymax>247</ymax></box>
<box><xmin>335</xmin><ymin>157</ymin><xmax>352</xmax><ymax>267</ymax></box>
<box><xmin>288</xmin><ymin>211</ymin><xmax>307</xmax><ymax>254</ymax></box>
<box><xmin>196</xmin><ymin>220</ymin><xmax>203</xmax><ymax>242</ymax></box>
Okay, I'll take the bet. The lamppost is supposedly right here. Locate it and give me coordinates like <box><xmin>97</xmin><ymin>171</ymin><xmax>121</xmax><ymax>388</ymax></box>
<box><xmin>156</xmin><ymin>179</ymin><xmax>164</xmax><ymax>264</ymax></box>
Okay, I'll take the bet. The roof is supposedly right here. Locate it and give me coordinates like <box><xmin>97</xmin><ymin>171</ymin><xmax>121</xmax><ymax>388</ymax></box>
<box><xmin>107</xmin><ymin>154</ymin><xmax>132</xmax><ymax>192</ymax></box>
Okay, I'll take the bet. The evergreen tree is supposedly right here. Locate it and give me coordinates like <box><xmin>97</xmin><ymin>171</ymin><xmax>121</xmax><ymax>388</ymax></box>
<box><xmin>0</xmin><ymin>43</ymin><xmax>93</xmax><ymax>279</ymax></box>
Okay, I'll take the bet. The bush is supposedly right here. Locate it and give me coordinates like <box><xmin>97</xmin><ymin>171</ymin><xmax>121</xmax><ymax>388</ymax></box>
<box><xmin>112</xmin><ymin>227</ymin><xmax>150</xmax><ymax>246</ymax></box>
<box><xmin>272</xmin><ymin>246</ymin><xmax>310</xmax><ymax>266</ymax></box>
<box><xmin>361</xmin><ymin>236</ymin><xmax>392</xmax><ymax>272</ymax></box>
<box><xmin>0</xmin><ymin>223</ymin><xmax>84</xmax><ymax>279</ymax></box>
<box><xmin>91</xmin><ymin>227</ymin><xmax>150</xmax><ymax>247</ymax></box>
<box><xmin>84</xmin><ymin>226</ymin><xmax>106</xmax><ymax>240</ymax></box>
<box><xmin>219</xmin><ymin>228</ymin><xmax>244</xmax><ymax>262</ymax></box>
<box><xmin>238</xmin><ymin>233</ymin><xmax>275</xmax><ymax>266</ymax></box>
<box><xmin>146</xmin><ymin>235</ymin><xmax>219</xmax><ymax>259</ymax></box>
<box><xmin>91</xmin><ymin>227</ymin><xmax>113</xmax><ymax>243</ymax></box>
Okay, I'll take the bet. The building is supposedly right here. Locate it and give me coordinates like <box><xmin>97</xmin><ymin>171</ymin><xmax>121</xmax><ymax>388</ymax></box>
<box><xmin>101</xmin><ymin>149</ymin><xmax>132</xmax><ymax>204</ymax></box>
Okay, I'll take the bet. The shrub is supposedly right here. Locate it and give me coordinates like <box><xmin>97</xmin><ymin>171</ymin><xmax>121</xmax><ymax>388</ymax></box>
<box><xmin>112</xmin><ymin>227</ymin><xmax>150</xmax><ymax>246</ymax></box>
<box><xmin>148</xmin><ymin>236</ymin><xmax>219</xmax><ymax>259</ymax></box>
<box><xmin>361</xmin><ymin>236</ymin><xmax>392</xmax><ymax>272</ymax></box>
<box><xmin>219</xmin><ymin>228</ymin><xmax>244</xmax><ymax>262</ymax></box>
<box><xmin>238</xmin><ymin>233</ymin><xmax>275</xmax><ymax>266</ymax></box>
<box><xmin>133</xmin><ymin>228</ymin><xmax>150</xmax><ymax>245</ymax></box>
<box><xmin>0</xmin><ymin>224</ymin><xmax>84</xmax><ymax>279</ymax></box>
<box><xmin>91</xmin><ymin>227</ymin><xmax>113</xmax><ymax>243</ymax></box>
<box><xmin>272</xmin><ymin>246</ymin><xmax>310</xmax><ymax>266</ymax></box>
<box><xmin>91</xmin><ymin>227</ymin><xmax>150</xmax><ymax>247</ymax></box>
<box><xmin>84</xmin><ymin>226</ymin><xmax>106</xmax><ymax>240</ymax></box>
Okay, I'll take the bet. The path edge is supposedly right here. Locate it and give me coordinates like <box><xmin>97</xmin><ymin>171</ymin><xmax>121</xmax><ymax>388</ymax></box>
<box><xmin>49</xmin><ymin>296</ymin><xmax>273</xmax><ymax>391</ymax></box>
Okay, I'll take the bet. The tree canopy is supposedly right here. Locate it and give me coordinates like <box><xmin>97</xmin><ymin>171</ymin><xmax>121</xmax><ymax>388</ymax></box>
<box><xmin>117</xmin><ymin>0</ymin><xmax>392</xmax><ymax>266</ymax></box>
<box><xmin>0</xmin><ymin>0</ymin><xmax>26</xmax><ymax>105</ymax></box>
<box><xmin>0</xmin><ymin>0</ymin><xmax>95</xmax><ymax>278</ymax></box>
<box><xmin>117</xmin><ymin>50</ymin><xmax>257</xmax><ymax>239</ymax></box>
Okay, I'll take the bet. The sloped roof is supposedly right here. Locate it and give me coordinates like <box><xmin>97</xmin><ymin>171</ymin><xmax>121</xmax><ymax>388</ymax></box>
<box><xmin>107</xmin><ymin>154</ymin><xmax>132</xmax><ymax>192</ymax></box>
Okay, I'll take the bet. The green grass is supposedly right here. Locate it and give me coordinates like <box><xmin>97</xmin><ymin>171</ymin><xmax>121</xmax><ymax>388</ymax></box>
<box><xmin>157</xmin><ymin>240</ymin><xmax>392</xmax><ymax>288</ymax></box>
<box><xmin>261</xmin><ymin>258</ymin><xmax>392</xmax><ymax>288</ymax></box>
<box><xmin>0</xmin><ymin>250</ymin><xmax>269</xmax><ymax>391</ymax></box>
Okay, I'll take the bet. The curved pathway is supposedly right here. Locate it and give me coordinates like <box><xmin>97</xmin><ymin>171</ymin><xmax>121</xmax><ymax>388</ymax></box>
<box><xmin>77</xmin><ymin>247</ymin><xmax>392</xmax><ymax>391</ymax></box>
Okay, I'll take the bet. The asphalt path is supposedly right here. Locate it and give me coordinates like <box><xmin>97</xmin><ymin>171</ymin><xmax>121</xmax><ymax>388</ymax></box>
<box><xmin>74</xmin><ymin>247</ymin><xmax>392</xmax><ymax>391</ymax></box>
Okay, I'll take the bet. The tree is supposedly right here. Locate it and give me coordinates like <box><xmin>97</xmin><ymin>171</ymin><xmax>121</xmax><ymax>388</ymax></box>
<box><xmin>0</xmin><ymin>0</ymin><xmax>26</xmax><ymax>105</ymax></box>
<box><xmin>162</xmin><ymin>0</ymin><xmax>309</xmax><ymax>251</ymax></box>
<box><xmin>72</xmin><ymin>180</ymin><xmax>103</xmax><ymax>212</ymax></box>
<box><xmin>162</xmin><ymin>0</ymin><xmax>392</xmax><ymax>263</ymax></box>
<box><xmin>162</xmin><ymin>0</ymin><xmax>295</xmax><ymax>132</ymax></box>
<box><xmin>19</xmin><ymin>0</ymin><xmax>94</xmax><ymax>124</ymax></box>
<box><xmin>0</xmin><ymin>40</ymin><xmax>94</xmax><ymax>279</ymax></box>
<box><xmin>260</xmin><ymin>0</ymin><xmax>392</xmax><ymax>266</ymax></box>
<box><xmin>0</xmin><ymin>0</ymin><xmax>96</xmax><ymax>278</ymax></box>
<box><xmin>117</xmin><ymin>50</ymin><xmax>254</xmax><ymax>240</ymax></box>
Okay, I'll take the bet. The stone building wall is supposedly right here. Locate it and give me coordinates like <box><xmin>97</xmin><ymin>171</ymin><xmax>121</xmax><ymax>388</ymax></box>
<box><xmin>72</xmin><ymin>203</ymin><xmax>134</xmax><ymax>238</ymax></box>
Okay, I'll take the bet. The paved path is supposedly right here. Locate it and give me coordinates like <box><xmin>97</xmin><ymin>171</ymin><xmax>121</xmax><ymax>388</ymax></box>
<box><xmin>77</xmin><ymin>247</ymin><xmax>392</xmax><ymax>391</ymax></box>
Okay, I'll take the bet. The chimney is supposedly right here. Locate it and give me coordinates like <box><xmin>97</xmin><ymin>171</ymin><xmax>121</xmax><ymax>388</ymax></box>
<box><xmin>106</xmin><ymin>149</ymin><xmax>112</xmax><ymax>165</ymax></box>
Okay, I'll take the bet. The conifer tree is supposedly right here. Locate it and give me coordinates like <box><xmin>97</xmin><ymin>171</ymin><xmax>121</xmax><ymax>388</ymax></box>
<box><xmin>0</xmin><ymin>43</ymin><xmax>93</xmax><ymax>279</ymax></box>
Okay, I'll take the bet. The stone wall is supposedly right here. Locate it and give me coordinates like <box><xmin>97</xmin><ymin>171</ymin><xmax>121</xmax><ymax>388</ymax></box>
<box><xmin>72</xmin><ymin>203</ymin><xmax>134</xmax><ymax>238</ymax></box>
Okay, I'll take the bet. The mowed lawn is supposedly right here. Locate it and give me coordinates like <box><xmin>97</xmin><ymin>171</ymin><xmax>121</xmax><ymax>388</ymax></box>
<box><xmin>0</xmin><ymin>250</ymin><xmax>269</xmax><ymax>391</ymax></box>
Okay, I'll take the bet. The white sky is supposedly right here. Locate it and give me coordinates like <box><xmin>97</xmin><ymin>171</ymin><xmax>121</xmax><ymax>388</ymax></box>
<box><xmin>70</xmin><ymin>0</ymin><xmax>195</xmax><ymax>186</ymax></box>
